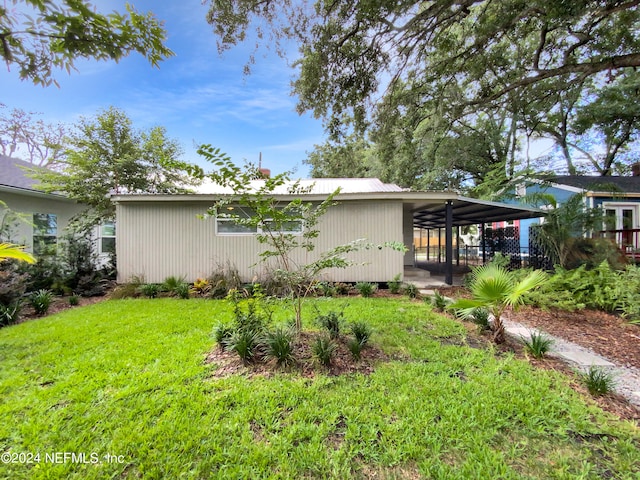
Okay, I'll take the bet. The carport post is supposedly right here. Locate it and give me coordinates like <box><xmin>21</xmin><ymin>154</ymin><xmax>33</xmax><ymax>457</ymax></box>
<box><xmin>481</xmin><ymin>222</ymin><xmax>486</xmax><ymax>264</ymax></box>
<box><xmin>445</xmin><ymin>200</ymin><xmax>453</xmax><ymax>285</ymax></box>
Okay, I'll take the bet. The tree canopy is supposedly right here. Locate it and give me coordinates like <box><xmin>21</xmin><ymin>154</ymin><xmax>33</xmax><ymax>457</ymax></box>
<box><xmin>207</xmin><ymin>0</ymin><xmax>640</xmax><ymax>192</ymax></box>
<box><xmin>31</xmin><ymin>107</ymin><xmax>203</xmax><ymax>231</ymax></box>
<box><xmin>1</xmin><ymin>1</ymin><xmax>173</xmax><ymax>86</ymax></box>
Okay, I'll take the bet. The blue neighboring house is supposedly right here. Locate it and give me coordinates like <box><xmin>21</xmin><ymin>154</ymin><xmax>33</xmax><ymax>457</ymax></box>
<box><xmin>503</xmin><ymin>174</ymin><xmax>640</xmax><ymax>260</ymax></box>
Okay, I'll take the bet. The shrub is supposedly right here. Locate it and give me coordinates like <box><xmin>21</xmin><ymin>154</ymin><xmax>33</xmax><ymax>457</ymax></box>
<box><xmin>30</xmin><ymin>289</ymin><xmax>52</xmax><ymax>315</ymax></box>
<box><xmin>333</xmin><ymin>282</ymin><xmax>352</xmax><ymax>295</ymax></box>
<box><xmin>388</xmin><ymin>274</ymin><xmax>402</xmax><ymax>294</ymax></box>
<box><xmin>348</xmin><ymin>338</ymin><xmax>365</xmax><ymax>360</ymax></box>
<box><xmin>0</xmin><ymin>301</ymin><xmax>21</xmax><ymax>327</ymax></box>
<box><xmin>208</xmin><ymin>262</ymin><xmax>243</xmax><ymax>299</ymax></box>
<box><xmin>191</xmin><ymin>278</ymin><xmax>211</xmax><ymax>296</ymax></box>
<box><xmin>350</xmin><ymin>321</ymin><xmax>372</xmax><ymax>346</ymax></box>
<box><xmin>355</xmin><ymin>282</ymin><xmax>377</xmax><ymax>298</ymax></box>
<box><xmin>0</xmin><ymin>267</ymin><xmax>28</xmax><ymax>306</ymax></box>
<box><xmin>110</xmin><ymin>283</ymin><xmax>140</xmax><ymax>299</ymax></box>
<box><xmin>213</xmin><ymin>323</ymin><xmax>234</xmax><ymax>349</ymax></box>
<box><xmin>403</xmin><ymin>282</ymin><xmax>419</xmax><ymax>299</ymax></box>
<box><xmin>68</xmin><ymin>295</ymin><xmax>80</xmax><ymax>306</ymax></box>
<box><xmin>162</xmin><ymin>275</ymin><xmax>186</xmax><ymax>294</ymax></box>
<box><xmin>264</xmin><ymin>327</ymin><xmax>295</xmax><ymax>367</ymax></box>
<box><xmin>312</xmin><ymin>336</ymin><xmax>336</xmax><ymax>367</ymax></box>
<box><xmin>140</xmin><ymin>283</ymin><xmax>160</xmax><ymax>298</ymax></box>
<box><xmin>316</xmin><ymin>310</ymin><xmax>343</xmax><ymax>339</ymax></box>
<box><xmin>174</xmin><ymin>282</ymin><xmax>190</xmax><ymax>299</ymax></box>
<box><xmin>316</xmin><ymin>282</ymin><xmax>336</xmax><ymax>297</ymax></box>
<box><xmin>580</xmin><ymin>366</ymin><xmax>616</xmax><ymax>396</ymax></box>
<box><xmin>520</xmin><ymin>331</ymin><xmax>554</xmax><ymax>359</ymax></box>
<box><xmin>470</xmin><ymin>307</ymin><xmax>490</xmax><ymax>330</ymax></box>
<box><xmin>226</xmin><ymin>329</ymin><xmax>261</xmax><ymax>364</ymax></box>
<box><xmin>430</xmin><ymin>291</ymin><xmax>450</xmax><ymax>311</ymax></box>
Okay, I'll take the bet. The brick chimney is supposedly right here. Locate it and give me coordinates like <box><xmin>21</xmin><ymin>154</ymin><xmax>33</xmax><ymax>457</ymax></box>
<box><xmin>258</xmin><ymin>152</ymin><xmax>270</xmax><ymax>178</ymax></box>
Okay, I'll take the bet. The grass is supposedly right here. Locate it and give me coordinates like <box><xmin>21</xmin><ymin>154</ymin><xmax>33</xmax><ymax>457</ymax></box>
<box><xmin>0</xmin><ymin>297</ymin><xmax>638</xmax><ymax>479</ymax></box>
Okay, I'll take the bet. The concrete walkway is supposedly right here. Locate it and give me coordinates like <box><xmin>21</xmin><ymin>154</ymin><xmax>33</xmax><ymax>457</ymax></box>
<box><xmin>504</xmin><ymin>319</ymin><xmax>640</xmax><ymax>408</ymax></box>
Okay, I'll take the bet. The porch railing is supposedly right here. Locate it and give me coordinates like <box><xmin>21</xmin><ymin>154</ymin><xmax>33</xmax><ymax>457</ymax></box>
<box><xmin>598</xmin><ymin>229</ymin><xmax>640</xmax><ymax>260</ymax></box>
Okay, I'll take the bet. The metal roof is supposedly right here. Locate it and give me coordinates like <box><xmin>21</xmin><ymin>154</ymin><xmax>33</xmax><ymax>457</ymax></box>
<box><xmin>195</xmin><ymin>177</ymin><xmax>403</xmax><ymax>195</ymax></box>
<box><xmin>407</xmin><ymin>195</ymin><xmax>545</xmax><ymax>229</ymax></box>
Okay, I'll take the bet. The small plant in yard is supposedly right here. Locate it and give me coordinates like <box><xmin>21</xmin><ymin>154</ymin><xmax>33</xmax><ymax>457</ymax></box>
<box><xmin>213</xmin><ymin>323</ymin><xmax>234</xmax><ymax>349</ymax></box>
<box><xmin>333</xmin><ymin>282</ymin><xmax>352</xmax><ymax>295</ymax></box>
<box><xmin>0</xmin><ymin>301</ymin><xmax>21</xmax><ymax>326</ymax></box>
<box><xmin>355</xmin><ymin>282</ymin><xmax>377</xmax><ymax>297</ymax></box>
<box><xmin>430</xmin><ymin>290</ymin><xmax>450</xmax><ymax>311</ymax></box>
<box><xmin>264</xmin><ymin>327</ymin><xmax>295</xmax><ymax>367</ymax></box>
<box><xmin>580</xmin><ymin>366</ymin><xmax>616</xmax><ymax>396</ymax></box>
<box><xmin>191</xmin><ymin>278</ymin><xmax>211</xmax><ymax>296</ymax></box>
<box><xmin>388</xmin><ymin>274</ymin><xmax>402</xmax><ymax>294</ymax></box>
<box><xmin>521</xmin><ymin>331</ymin><xmax>554</xmax><ymax>359</ymax></box>
<box><xmin>316</xmin><ymin>310</ymin><xmax>344</xmax><ymax>339</ymax></box>
<box><xmin>174</xmin><ymin>282</ymin><xmax>190</xmax><ymax>299</ymax></box>
<box><xmin>312</xmin><ymin>336</ymin><xmax>336</xmax><ymax>367</ymax></box>
<box><xmin>162</xmin><ymin>275</ymin><xmax>185</xmax><ymax>294</ymax></box>
<box><xmin>350</xmin><ymin>321</ymin><xmax>372</xmax><ymax>346</ymax></box>
<box><xmin>140</xmin><ymin>283</ymin><xmax>159</xmax><ymax>298</ymax></box>
<box><xmin>348</xmin><ymin>338</ymin><xmax>365</xmax><ymax>360</ymax></box>
<box><xmin>225</xmin><ymin>329</ymin><xmax>262</xmax><ymax>364</ymax></box>
<box><xmin>470</xmin><ymin>307</ymin><xmax>490</xmax><ymax>330</ymax></box>
<box><xmin>403</xmin><ymin>282</ymin><xmax>419</xmax><ymax>299</ymax></box>
<box><xmin>30</xmin><ymin>289</ymin><xmax>52</xmax><ymax>315</ymax></box>
<box><xmin>68</xmin><ymin>294</ymin><xmax>80</xmax><ymax>306</ymax></box>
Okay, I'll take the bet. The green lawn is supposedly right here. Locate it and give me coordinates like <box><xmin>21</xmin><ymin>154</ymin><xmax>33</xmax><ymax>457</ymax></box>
<box><xmin>0</xmin><ymin>298</ymin><xmax>638</xmax><ymax>479</ymax></box>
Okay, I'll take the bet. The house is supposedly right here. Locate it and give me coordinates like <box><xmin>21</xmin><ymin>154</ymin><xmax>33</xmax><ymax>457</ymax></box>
<box><xmin>0</xmin><ymin>155</ymin><xmax>87</xmax><ymax>255</ymax></box>
<box><xmin>112</xmin><ymin>178</ymin><xmax>543</xmax><ymax>285</ymax></box>
<box><xmin>513</xmin><ymin>173</ymin><xmax>640</xmax><ymax>260</ymax></box>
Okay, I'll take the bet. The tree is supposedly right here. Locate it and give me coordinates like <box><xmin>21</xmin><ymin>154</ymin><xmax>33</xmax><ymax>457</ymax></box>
<box><xmin>1</xmin><ymin>1</ymin><xmax>173</xmax><ymax>86</ymax></box>
<box><xmin>304</xmin><ymin>133</ymin><xmax>374</xmax><ymax>179</ymax></box>
<box><xmin>449</xmin><ymin>264</ymin><xmax>547</xmax><ymax>344</ymax></box>
<box><xmin>199</xmin><ymin>145</ymin><xmax>406</xmax><ymax>331</ymax></box>
<box><xmin>206</xmin><ymin>1</ymin><xmax>640</xmax><ymax>129</ymax></box>
<box><xmin>0</xmin><ymin>105</ymin><xmax>67</xmax><ymax>167</ymax></box>
<box><xmin>31</xmin><ymin>107</ymin><xmax>203</xmax><ymax>232</ymax></box>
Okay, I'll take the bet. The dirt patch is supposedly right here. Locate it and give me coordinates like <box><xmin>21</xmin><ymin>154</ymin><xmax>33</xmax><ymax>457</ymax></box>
<box><xmin>17</xmin><ymin>294</ymin><xmax>109</xmax><ymax>323</ymax></box>
<box><xmin>206</xmin><ymin>331</ymin><xmax>390</xmax><ymax>379</ymax></box>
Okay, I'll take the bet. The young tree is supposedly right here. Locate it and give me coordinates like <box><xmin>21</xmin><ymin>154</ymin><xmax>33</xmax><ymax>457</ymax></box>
<box><xmin>450</xmin><ymin>264</ymin><xmax>547</xmax><ymax>344</ymax></box>
<box><xmin>31</xmin><ymin>107</ymin><xmax>203</xmax><ymax>232</ymax></box>
<box><xmin>199</xmin><ymin>145</ymin><xmax>406</xmax><ymax>331</ymax></box>
<box><xmin>1</xmin><ymin>1</ymin><xmax>173</xmax><ymax>86</ymax></box>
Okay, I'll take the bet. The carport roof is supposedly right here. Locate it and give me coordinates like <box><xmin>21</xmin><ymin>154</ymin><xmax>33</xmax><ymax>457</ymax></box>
<box><xmin>403</xmin><ymin>193</ymin><xmax>545</xmax><ymax>229</ymax></box>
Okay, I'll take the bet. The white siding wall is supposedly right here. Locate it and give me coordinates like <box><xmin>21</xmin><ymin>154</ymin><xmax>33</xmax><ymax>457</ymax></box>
<box><xmin>115</xmin><ymin>199</ymin><xmax>404</xmax><ymax>284</ymax></box>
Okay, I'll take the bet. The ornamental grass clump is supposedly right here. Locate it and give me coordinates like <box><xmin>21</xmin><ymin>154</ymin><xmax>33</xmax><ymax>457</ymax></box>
<box><xmin>264</xmin><ymin>327</ymin><xmax>295</xmax><ymax>368</ymax></box>
<box><xmin>521</xmin><ymin>331</ymin><xmax>554</xmax><ymax>359</ymax></box>
<box><xmin>581</xmin><ymin>366</ymin><xmax>616</xmax><ymax>396</ymax></box>
<box><xmin>30</xmin><ymin>289</ymin><xmax>52</xmax><ymax>315</ymax></box>
<box><xmin>312</xmin><ymin>336</ymin><xmax>336</xmax><ymax>367</ymax></box>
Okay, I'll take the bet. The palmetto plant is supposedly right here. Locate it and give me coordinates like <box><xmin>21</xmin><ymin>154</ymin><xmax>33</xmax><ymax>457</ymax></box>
<box><xmin>0</xmin><ymin>243</ymin><xmax>36</xmax><ymax>264</ymax></box>
<box><xmin>450</xmin><ymin>264</ymin><xmax>547</xmax><ymax>344</ymax></box>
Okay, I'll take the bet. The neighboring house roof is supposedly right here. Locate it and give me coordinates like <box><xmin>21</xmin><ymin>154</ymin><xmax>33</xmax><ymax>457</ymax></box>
<box><xmin>0</xmin><ymin>154</ymin><xmax>42</xmax><ymax>190</ymax></box>
<box><xmin>0</xmin><ymin>154</ymin><xmax>70</xmax><ymax>200</ymax></box>
<box><xmin>195</xmin><ymin>177</ymin><xmax>404</xmax><ymax>195</ymax></box>
<box><xmin>545</xmin><ymin>175</ymin><xmax>640</xmax><ymax>194</ymax></box>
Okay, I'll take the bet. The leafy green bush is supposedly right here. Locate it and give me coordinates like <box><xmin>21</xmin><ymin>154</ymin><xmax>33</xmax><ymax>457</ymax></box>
<box><xmin>350</xmin><ymin>321</ymin><xmax>372</xmax><ymax>346</ymax></box>
<box><xmin>140</xmin><ymin>283</ymin><xmax>160</xmax><ymax>298</ymax></box>
<box><xmin>580</xmin><ymin>366</ymin><xmax>616</xmax><ymax>396</ymax></box>
<box><xmin>0</xmin><ymin>267</ymin><xmax>28</xmax><ymax>306</ymax></box>
<box><xmin>316</xmin><ymin>310</ymin><xmax>343</xmax><ymax>339</ymax></box>
<box><xmin>403</xmin><ymin>282</ymin><xmax>419</xmax><ymax>299</ymax></box>
<box><xmin>521</xmin><ymin>331</ymin><xmax>554</xmax><ymax>359</ymax></box>
<box><xmin>388</xmin><ymin>274</ymin><xmax>402</xmax><ymax>294</ymax></box>
<box><xmin>470</xmin><ymin>307</ymin><xmax>490</xmax><ymax>330</ymax></box>
<box><xmin>174</xmin><ymin>282</ymin><xmax>190</xmax><ymax>299</ymax></box>
<box><xmin>316</xmin><ymin>281</ymin><xmax>336</xmax><ymax>297</ymax></box>
<box><xmin>226</xmin><ymin>329</ymin><xmax>262</xmax><ymax>364</ymax></box>
<box><xmin>30</xmin><ymin>289</ymin><xmax>52</xmax><ymax>315</ymax></box>
<box><xmin>264</xmin><ymin>327</ymin><xmax>295</xmax><ymax>367</ymax></box>
<box><xmin>162</xmin><ymin>275</ymin><xmax>185</xmax><ymax>293</ymax></box>
<box><xmin>312</xmin><ymin>336</ymin><xmax>336</xmax><ymax>367</ymax></box>
<box><xmin>355</xmin><ymin>282</ymin><xmax>377</xmax><ymax>297</ymax></box>
<box><xmin>68</xmin><ymin>295</ymin><xmax>80</xmax><ymax>306</ymax></box>
<box><xmin>347</xmin><ymin>338</ymin><xmax>365</xmax><ymax>360</ymax></box>
<box><xmin>0</xmin><ymin>301</ymin><xmax>21</xmax><ymax>327</ymax></box>
<box><xmin>213</xmin><ymin>323</ymin><xmax>234</xmax><ymax>349</ymax></box>
<box><xmin>430</xmin><ymin>290</ymin><xmax>450</xmax><ymax>311</ymax></box>
<box><xmin>333</xmin><ymin>282</ymin><xmax>352</xmax><ymax>295</ymax></box>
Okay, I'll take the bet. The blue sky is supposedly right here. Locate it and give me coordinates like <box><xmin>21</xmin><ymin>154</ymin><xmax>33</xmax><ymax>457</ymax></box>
<box><xmin>1</xmin><ymin>1</ymin><xmax>325</xmax><ymax>176</ymax></box>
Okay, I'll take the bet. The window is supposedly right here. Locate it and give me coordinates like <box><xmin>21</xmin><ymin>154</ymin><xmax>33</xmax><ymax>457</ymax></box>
<box><xmin>215</xmin><ymin>206</ymin><xmax>303</xmax><ymax>235</ymax></box>
<box><xmin>100</xmin><ymin>221</ymin><xmax>116</xmax><ymax>254</ymax></box>
<box><xmin>33</xmin><ymin>213</ymin><xmax>57</xmax><ymax>255</ymax></box>
<box><xmin>603</xmin><ymin>203</ymin><xmax>638</xmax><ymax>231</ymax></box>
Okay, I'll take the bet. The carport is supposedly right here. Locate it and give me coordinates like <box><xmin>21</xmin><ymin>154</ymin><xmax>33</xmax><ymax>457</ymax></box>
<box><xmin>402</xmin><ymin>193</ymin><xmax>545</xmax><ymax>284</ymax></box>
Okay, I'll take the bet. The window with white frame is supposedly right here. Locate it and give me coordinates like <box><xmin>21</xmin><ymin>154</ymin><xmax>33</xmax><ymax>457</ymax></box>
<box><xmin>603</xmin><ymin>203</ymin><xmax>638</xmax><ymax>231</ymax></box>
<box><xmin>32</xmin><ymin>213</ymin><xmax>57</xmax><ymax>255</ymax></box>
<box><xmin>99</xmin><ymin>221</ymin><xmax>116</xmax><ymax>254</ymax></box>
